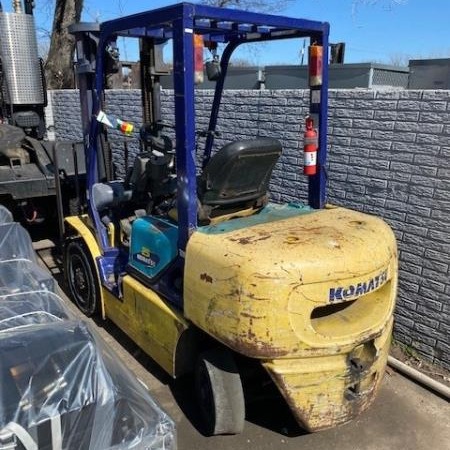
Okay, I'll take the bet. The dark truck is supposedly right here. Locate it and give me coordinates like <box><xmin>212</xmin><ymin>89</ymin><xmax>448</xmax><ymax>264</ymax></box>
<box><xmin>0</xmin><ymin>1</ymin><xmax>84</xmax><ymax>225</ymax></box>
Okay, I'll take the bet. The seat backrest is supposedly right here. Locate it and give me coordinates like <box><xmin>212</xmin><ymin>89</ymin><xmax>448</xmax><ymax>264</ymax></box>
<box><xmin>128</xmin><ymin>153</ymin><xmax>151</xmax><ymax>193</ymax></box>
<box><xmin>198</xmin><ymin>137</ymin><xmax>282</xmax><ymax>207</ymax></box>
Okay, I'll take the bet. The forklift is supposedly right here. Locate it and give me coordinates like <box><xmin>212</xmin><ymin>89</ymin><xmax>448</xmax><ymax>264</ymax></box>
<box><xmin>64</xmin><ymin>2</ymin><xmax>398</xmax><ymax>436</ymax></box>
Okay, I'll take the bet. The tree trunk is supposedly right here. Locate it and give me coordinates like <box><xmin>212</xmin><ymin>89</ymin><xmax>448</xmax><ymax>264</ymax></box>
<box><xmin>45</xmin><ymin>0</ymin><xmax>83</xmax><ymax>89</ymax></box>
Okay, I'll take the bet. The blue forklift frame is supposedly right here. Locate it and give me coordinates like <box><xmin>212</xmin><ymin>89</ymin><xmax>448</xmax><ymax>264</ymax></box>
<box><xmin>84</xmin><ymin>2</ymin><xmax>329</xmax><ymax>293</ymax></box>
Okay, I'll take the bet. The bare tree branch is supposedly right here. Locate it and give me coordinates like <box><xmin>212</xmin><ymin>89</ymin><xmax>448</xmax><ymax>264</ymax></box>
<box><xmin>45</xmin><ymin>0</ymin><xmax>83</xmax><ymax>89</ymax></box>
<box><xmin>42</xmin><ymin>0</ymin><xmax>293</xmax><ymax>89</ymax></box>
<box><xmin>352</xmin><ymin>0</ymin><xmax>408</xmax><ymax>15</ymax></box>
<box><xmin>199</xmin><ymin>0</ymin><xmax>293</xmax><ymax>14</ymax></box>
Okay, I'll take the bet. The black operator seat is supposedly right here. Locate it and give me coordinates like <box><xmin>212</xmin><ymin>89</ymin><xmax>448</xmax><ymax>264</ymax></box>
<box><xmin>198</xmin><ymin>137</ymin><xmax>282</xmax><ymax>209</ymax></box>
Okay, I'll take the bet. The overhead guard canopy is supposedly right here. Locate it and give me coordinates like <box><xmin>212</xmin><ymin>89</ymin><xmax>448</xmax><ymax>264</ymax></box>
<box><xmin>99</xmin><ymin>2</ymin><xmax>329</xmax><ymax>42</ymax></box>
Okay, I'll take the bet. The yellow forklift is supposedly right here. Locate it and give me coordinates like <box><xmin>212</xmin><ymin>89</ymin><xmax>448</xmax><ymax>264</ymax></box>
<box><xmin>64</xmin><ymin>2</ymin><xmax>398</xmax><ymax>436</ymax></box>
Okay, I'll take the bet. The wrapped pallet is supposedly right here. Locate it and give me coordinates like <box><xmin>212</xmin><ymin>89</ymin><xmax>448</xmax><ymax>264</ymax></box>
<box><xmin>0</xmin><ymin>320</ymin><xmax>176</xmax><ymax>449</ymax></box>
<box><xmin>0</xmin><ymin>221</ymin><xmax>176</xmax><ymax>449</ymax></box>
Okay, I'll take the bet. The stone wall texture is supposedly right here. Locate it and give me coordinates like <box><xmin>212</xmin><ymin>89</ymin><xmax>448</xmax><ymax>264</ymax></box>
<box><xmin>50</xmin><ymin>88</ymin><xmax>450</xmax><ymax>370</ymax></box>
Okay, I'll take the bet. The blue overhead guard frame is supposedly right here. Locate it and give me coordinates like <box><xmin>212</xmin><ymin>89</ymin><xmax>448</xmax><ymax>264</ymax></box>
<box><xmin>82</xmin><ymin>1</ymin><xmax>329</xmax><ymax>265</ymax></box>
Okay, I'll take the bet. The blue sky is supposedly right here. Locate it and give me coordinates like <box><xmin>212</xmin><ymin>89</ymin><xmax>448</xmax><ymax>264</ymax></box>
<box><xmin>30</xmin><ymin>0</ymin><xmax>450</xmax><ymax>65</ymax></box>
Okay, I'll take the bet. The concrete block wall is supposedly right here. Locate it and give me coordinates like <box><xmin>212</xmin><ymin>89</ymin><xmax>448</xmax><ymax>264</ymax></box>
<box><xmin>325</xmin><ymin>90</ymin><xmax>450</xmax><ymax>370</ymax></box>
<box><xmin>50</xmin><ymin>88</ymin><xmax>450</xmax><ymax>370</ymax></box>
<box><xmin>51</xmin><ymin>90</ymin><xmax>83</xmax><ymax>141</ymax></box>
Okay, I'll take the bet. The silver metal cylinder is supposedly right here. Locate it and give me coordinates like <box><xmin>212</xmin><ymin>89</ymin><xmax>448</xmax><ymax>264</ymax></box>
<box><xmin>0</xmin><ymin>12</ymin><xmax>44</xmax><ymax>105</ymax></box>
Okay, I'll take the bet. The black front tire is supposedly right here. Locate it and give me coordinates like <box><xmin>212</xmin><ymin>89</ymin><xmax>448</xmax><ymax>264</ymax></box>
<box><xmin>195</xmin><ymin>348</ymin><xmax>245</xmax><ymax>436</ymax></box>
<box><xmin>64</xmin><ymin>239</ymin><xmax>100</xmax><ymax>317</ymax></box>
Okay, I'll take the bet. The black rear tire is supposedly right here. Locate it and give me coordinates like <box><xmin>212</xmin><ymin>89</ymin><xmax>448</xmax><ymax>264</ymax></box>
<box><xmin>64</xmin><ymin>239</ymin><xmax>100</xmax><ymax>317</ymax></box>
<box><xmin>195</xmin><ymin>348</ymin><xmax>245</xmax><ymax>436</ymax></box>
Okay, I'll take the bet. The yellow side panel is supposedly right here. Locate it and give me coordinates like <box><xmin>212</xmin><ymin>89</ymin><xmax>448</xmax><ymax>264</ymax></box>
<box><xmin>65</xmin><ymin>216</ymin><xmax>189</xmax><ymax>377</ymax></box>
<box><xmin>103</xmin><ymin>275</ymin><xmax>190</xmax><ymax>377</ymax></box>
<box><xmin>65</xmin><ymin>215</ymin><xmax>101</xmax><ymax>258</ymax></box>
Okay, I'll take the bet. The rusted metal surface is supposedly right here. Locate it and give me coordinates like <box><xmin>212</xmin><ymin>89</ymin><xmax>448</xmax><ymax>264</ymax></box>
<box><xmin>263</xmin><ymin>320</ymin><xmax>392</xmax><ymax>431</ymax></box>
<box><xmin>184</xmin><ymin>207</ymin><xmax>397</xmax><ymax>360</ymax></box>
<box><xmin>183</xmin><ymin>205</ymin><xmax>397</xmax><ymax>427</ymax></box>
<box><xmin>200</xmin><ymin>273</ymin><xmax>213</xmax><ymax>283</ymax></box>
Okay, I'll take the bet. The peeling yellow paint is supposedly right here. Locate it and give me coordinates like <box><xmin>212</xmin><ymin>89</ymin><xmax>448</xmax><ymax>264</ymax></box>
<box><xmin>68</xmin><ymin>204</ymin><xmax>398</xmax><ymax>430</ymax></box>
<box><xmin>184</xmin><ymin>206</ymin><xmax>397</xmax><ymax>428</ymax></box>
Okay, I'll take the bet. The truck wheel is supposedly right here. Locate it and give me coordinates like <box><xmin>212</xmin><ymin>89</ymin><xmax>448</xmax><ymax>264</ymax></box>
<box><xmin>195</xmin><ymin>348</ymin><xmax>245</xmax><ymax>436</ymax></box>
<box><xmin>64</xmin><ymin>239</ymin><xmax>100</xmax><ymax>317</ymax></box>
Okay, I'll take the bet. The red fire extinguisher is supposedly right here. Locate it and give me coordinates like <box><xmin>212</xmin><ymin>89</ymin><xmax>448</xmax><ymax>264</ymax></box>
<box><xmin>304</xmin><ymin>116</ymin><xmax>318</xmax><ymax>176</ymax></box>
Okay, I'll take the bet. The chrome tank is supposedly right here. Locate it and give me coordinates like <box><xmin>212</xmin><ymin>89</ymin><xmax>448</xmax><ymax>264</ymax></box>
<box><xmin>0</xmin><ymin>12</ymin><xmax>44</xmax><ymax>105</ymax></box>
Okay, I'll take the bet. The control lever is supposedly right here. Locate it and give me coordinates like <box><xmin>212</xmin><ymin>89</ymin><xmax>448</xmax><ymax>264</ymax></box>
<box><xmin>198</xmin><ymin>130</ymin><xmax>221</xmax><ymax>138</ymax></box>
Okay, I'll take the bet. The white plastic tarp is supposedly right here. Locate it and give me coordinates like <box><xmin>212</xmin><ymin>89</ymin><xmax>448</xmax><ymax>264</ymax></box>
<box><xmin>0</xmin><ymin>320</ymin><xmax>176</xmax><ymax>450</ymax></box>
<box><xmin>0</xmin><ymin>221</ymin><xmax>176</xmax><ymax>449</ymax></box>
<box><xmin>0</xmin><ymin>291</ymin><xmax>71</xmax><ymax>331</ymax></box>
<box><xmin>0</xmin><ymin>259</ymin><xmax>56</xmax><ymax>297</ymax></box>
<box><xmin>0</xmin><ymin>222</ymin><xmax>37</xmax><ymax>263</ymax></box>
<box><xmin>0</xmin><ymin>206</ymin><xmax>12</xmax><ymax>224</ymax></box>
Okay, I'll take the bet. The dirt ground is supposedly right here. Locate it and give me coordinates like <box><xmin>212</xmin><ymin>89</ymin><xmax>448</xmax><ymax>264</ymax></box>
<box><xmin>390</xmin><ymin>341</ymin><xmax>450</xmax><ymax>388</ymax></box>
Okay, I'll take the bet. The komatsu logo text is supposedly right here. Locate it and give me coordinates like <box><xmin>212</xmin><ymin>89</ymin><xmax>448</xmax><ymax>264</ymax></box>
<box><xmin>329</xmin><ymin>270</ymin><xmax>388</xmax><ymax>303</ymax></box>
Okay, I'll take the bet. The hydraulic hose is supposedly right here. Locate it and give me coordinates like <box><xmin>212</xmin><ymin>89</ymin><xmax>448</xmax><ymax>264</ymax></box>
<box><xmin>388</xmin><ymin>355</ymin><xmax>450</xmax><ymax>400</ymax></box>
